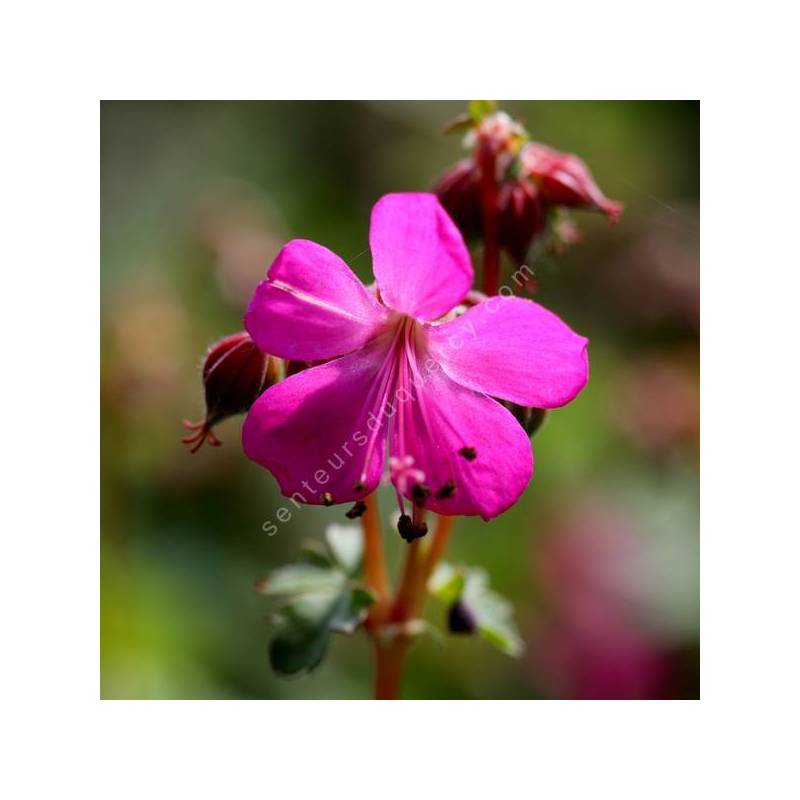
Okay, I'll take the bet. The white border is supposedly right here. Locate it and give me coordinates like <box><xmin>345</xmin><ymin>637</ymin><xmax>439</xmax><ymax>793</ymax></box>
<box><xmin>4</xmin><ymin>1</ymin><xmax>799</xmax><ymax>796</ymax></box>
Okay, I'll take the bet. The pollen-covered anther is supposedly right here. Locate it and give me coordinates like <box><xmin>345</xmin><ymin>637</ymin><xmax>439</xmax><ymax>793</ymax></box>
<box><xmin>435</xmin><ymin>480</ymin><xmax>456</xmax><ymax>499</ymax></box>
<box><xmin>345</xmin><ymin>500</ymin><xmax>367</xmax><ymax>519</ymax></box>
<box><xmin>458</xmin><ymin>446</ymin><xmax>477</xmax><ymax>461</ymax></box>
<box><xmin>321</xmin><ymin>492</ymin><xmax>334</xmax><ymax>507</ymax></box>
<box><xmin>397</xmin><ymin>514</ymin><xmax>429</xmax><ymax>542</ymax></box>
<box><xmin>411</xmin><ymin>483</ymin><xmax>431</xmax><ymax>508</ymax></box>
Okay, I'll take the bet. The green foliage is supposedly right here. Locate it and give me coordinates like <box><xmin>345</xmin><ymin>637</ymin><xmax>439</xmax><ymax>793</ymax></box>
<box><xmin>469</xmin><ymin>99</ymin><xmax>497</xmax><ymax>122</ymax></box>
<box><xmin>429</xmin><ymin>563</ymin><xmax>524</xmax><ymax>657</ymax></box>
<box><xmin>255</xmin><ymin>524</ymin><xmax>374</xmax><ymax>675</ymax></box>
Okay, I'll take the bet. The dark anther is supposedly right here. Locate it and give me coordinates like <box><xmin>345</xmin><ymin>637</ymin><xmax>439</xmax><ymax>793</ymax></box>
<box><xmin>447</xmin><ymin>599</ymin><xmax>477</xmax><ymax>634</ymax></box>
<box><xmin>458</xmin><ymin>446</ymin><xmax>477</xmax><ymax>461</ymax></box>
<box><xmin>411</xmin><ymin>483</ymin><xmax>431</xmax><ymax>507</ymax></box>
<box><xmin>345</xmin><ymin>500</ymin><xmax>367</xmax><ymax>519</ymax></box>
<box><xmin>321</xmin><ymin>492</ymin><xmax>334</xmax><ymax>507</ymax></box>
<box><xmin>353</xmin><ymin>480</ymin><xmax>365</xmax><ymax>493</ymax></box>
<box><xmin>436</xmin><ymin>480</ymin><xmax>456</xmax><ymax>499</ymax></box>
<box><xmin>397</xmin><ymin>514</ymin><xmax>429</xmax><ymax>542</ymax></box>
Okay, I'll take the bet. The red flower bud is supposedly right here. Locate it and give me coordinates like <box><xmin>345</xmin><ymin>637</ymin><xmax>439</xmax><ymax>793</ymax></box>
<box><xmin>496</xmin><ymin>178</ymin><xmax>547</xmax><ymax>265</ymax></box>
<box><xmin>182</xmin><ymin>331</ymin><xmax>278</xmax><ymax>453</ymax></box>
<box><xmin>434</xmin><ymin>158</ymin><xmax>482</xmax><ymax>239</ymax></box>
<box><xmin>522</xmin><ymin>143</ymin><xmax>623</xmax><ymax>223</ymax></box>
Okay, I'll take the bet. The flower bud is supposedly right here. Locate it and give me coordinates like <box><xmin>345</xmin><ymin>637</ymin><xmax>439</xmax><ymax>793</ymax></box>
<box><xmin>505</xmin><ymin>404</ymin><xmax>547</xmax><ymax>438</ymax></box>
<box><xmin>497</xmin><ymin>178</ymin><xmax>547</xmax><ymax>265</ymax></box>
<box><xmin>182</xmin><ymin>331</ymin><xmax>278</xmax><ymax>453</ymax></box>
<box><xmin>521</xmin><ymin>143</ymin><xmax>623</xmax><ymax>223</ymax></box>
<box><xmin>434</xmin><ymin>158</ymin><xmax>482</xmax><ymax>239</ymax></box>
<box><xmin>447</xmin><ymin>599</ymin><xmax>477</xmax><ymax>634</ymax></box>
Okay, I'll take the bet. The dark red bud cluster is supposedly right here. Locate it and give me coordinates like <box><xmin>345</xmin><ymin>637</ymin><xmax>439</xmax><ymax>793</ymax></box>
<box><xmin>521</xmin><ymin>143</ymin><xmax>623</xmax><ymax>223</ymax></box>
<box><xmin>435</xmin><ymin>118</ymin><xmax>623</xmax><ymax>267</ymax></box>
<box><xmin>434</xmin><ymin>158</ymin><xmax>482</xmax><ymax>239</ymax></box>
<box><xmin>183</xmin><ymin>331</ymin><xmax>278</xmax><ymax>453</ymax></box>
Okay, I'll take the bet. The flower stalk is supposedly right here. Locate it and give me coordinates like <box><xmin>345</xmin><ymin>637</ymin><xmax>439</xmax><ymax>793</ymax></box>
<box><xmin>477</xmin><ymin>139</ymin><xmax>500</xmax><ymax>296</ymax></box>
<box><xmin>365</xmin><ymin>512</ymin><xmax>457</xmax><ymax>699</ymax></box>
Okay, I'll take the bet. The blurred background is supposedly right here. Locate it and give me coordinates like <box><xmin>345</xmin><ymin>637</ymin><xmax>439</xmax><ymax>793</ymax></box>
<box><xmin>101</xmin><ymin>100</ymin><xmax>699</xmax><ymax>699</ymax></box>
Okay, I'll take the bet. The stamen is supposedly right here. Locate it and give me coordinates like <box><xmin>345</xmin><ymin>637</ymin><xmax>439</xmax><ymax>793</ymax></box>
<box><xmin>345</xmin><ymin>500</ymin><xmax>367</xmax><ymax>519</ymax></box>
<box><xmin>411</xmin><ymin>483</ymin><xmax>431</xmax><ymax>507</ymax></box>
<box><xmin>181</xmin><ymin>419</ymin><xmax>222</xmax><ymax>454</ymax></box>
<box><xmin>321</xmin><ymin>492</ymin><xmax>334</xmax><ymax>506</ymax></box>
<box><xmin>459</xmin><ymin>446</ymin><xmax>477</xmax><ymax>461</ymax></box>
<box><xmin>397</xmin><ymin>514</ymin><xmax>429</xmax><ymax>542</ymax></box>
<box><xmin>435</xmin><ymin>480</ymin><xmax>456</xmax><ymax>499</ymax></box>
<box><xmin>356</xmin><ymin>323</ymin><xmax>406</xmax><ymax>489</ymax></box>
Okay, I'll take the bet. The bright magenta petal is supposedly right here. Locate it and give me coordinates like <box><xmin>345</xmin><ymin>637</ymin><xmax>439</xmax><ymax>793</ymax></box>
<box><xmin>392</xmin><ymin>363</ymin><xmax>533</xmax><ymax>521</ymax></box>
<box><xmin>426</xmin><ymin>296</ymin><xmax>589</xmax><ymax>408</ymax></box>
<box><xmin>245</xmin><ymin>239</ymin><xmax>391</xmax><ymax>361</ymax></box>
<box><xmin>369</xmin><ymin>193</ymin><xmax>473</xmax><ymax>321</ymax></box>
<box><xmin>242</xmin><ymin>334</ymin><xmax>394</xmax><ymax>505</ymax></box>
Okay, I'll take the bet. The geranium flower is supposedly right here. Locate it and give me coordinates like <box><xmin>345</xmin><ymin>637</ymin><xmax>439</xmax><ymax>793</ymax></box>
<box><xmin>242</xmin><ymin>193</ymin><xmax>588</xmax><ymax>521</ymax></box>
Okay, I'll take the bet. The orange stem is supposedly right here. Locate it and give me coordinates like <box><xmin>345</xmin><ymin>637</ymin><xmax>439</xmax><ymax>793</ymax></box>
<box><xmin>360</xmin><ymin>493</ymin><xmax>391</xmax><ymax>625</ymax></box>
<box><xmin>370</xmin><ymin>514</ymin><xmax>456</xmax><ymax>699</ymax></box>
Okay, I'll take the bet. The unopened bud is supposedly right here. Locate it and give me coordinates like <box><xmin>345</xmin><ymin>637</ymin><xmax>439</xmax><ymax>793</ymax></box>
<box><xmin>521</xmin><ymin>143</ymin><xmax>623</xmax><ymax>223</ymax></box>
<box><xmin>447</xmin><ymin>599</ymin><xmax>477</xmax><ymax>634</ymax></box>
<box><xmin>435</xmin><ymin>159</ymin><xmax>482</xmax><ymax>240</ymax></box>
<box><xmin>183</xmin><ymin>331</ymin><xmax>278</xmax><ymax>453</ymax></box>
<box><xmin>503</xmin><ymin>402</ymin><xmax>547</xmax><ymax>438</ymax></box>
<box><xmin>497</xmin><ymin>178</ymin><xmax>547</xmax><ymax>265</ymax></box>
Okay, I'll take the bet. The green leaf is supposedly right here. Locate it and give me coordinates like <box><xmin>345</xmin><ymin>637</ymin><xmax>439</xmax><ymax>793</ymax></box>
<box><xmin>429</xmin><ymin>562</ymin><xmax>525</xmax><ymax>657</ymax></box>
<box><xmin>254</xmin><ymin>563</ymin><xmax>345</xmax><ymax>599</ymax></box>
<box><xmin>329</xmin><ymin>587</ymin><xmax>374</xmax><ymax>634</ymax></box>
<box><xmin>324</xmin><ymin>523</ymin><xmax>363</xmax><ymax>574</ymax></box>
<box><xmin>463</xmin><ymin>570</ymin><xmax>525</xmax><ymax>657</ymax></box>
<box><xmin>428</xmin><ymin>562</ymin><xmax>466</xmax><ymax>605</ymax></box>
<box><xmin>269</xmin><ymin>619</ymin><xmax>331</xmax><ymax>675</ymax></box>
<box><xmin>299</xmin><ymin>539</ymin><xmax>332</xmax><ymax>569</ymax></box>
<box><xmin>469</xmin><ymin>100</ymin><xmax>497</xmax><ymax>122</ymax></box>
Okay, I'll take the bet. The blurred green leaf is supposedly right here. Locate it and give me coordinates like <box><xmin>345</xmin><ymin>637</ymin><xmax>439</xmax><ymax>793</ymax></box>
<box><xmin>269</xmin><ymin>620</ymin><xmax>331</xmax><ymax>675</ymax></box>
<box><xmin>299</xmin><ymin>539</ymin><xmax>333</xmax><ymax>569</ymax></box>
<box><xmin>257</xmin><ymin>542</ymin><xmax>375</xmax><ymax>676</ymax></box>
<box><xmin>469</xmin><ymin>100</ymin><xmax>497</xmax><ymax>122</ymax></box>
<box><xmin>329</xmin><ymin>587</ymin><xmax>374</xmax><ymax>634</ymax></box>
<box><xmin>429</xmin><ymin>563</ymin><xmax>524</xmax><ymax>657</ymax></box>
<box><xmin>254</xmin><ymin>563</ymin><xmax>345</xmax><ymax>599</ymax></box>
<box><xmin>325</xmin><ymin>523</ymin><xmax>363</xmax><ymax>574</ymax></box>
<box><xmin>429</xmin><ymin>562</ymin><xmax>466</xmax><ymax>605</ymax></box>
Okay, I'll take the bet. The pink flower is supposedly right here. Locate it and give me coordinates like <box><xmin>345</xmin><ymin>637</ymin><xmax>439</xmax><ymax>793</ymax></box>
<box><xmin>242</xmin><ymin>194</ymin><xmax>588</xmax><ymax>521</ymax></box>
<box><xmin>522</xmin><ymin>143</ymin><xmax>623</xmax><ymax>223</ymax></box>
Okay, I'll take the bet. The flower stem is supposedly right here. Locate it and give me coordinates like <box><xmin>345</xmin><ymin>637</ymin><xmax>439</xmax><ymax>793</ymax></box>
<box><xmin>361</xmin><ymin>492</ymin><xmax>391</xmax><ymax>625</ymax></box>
<box><xmin>370</xmin><ymin>515</ymin><xmax>456</xmax><ymax>699</ymax></box>
<box><xmin>478</xmin><ymin>140</ymin><xmax>500</xmax><ymax>296</ymax></box>
<box><xmin>373</xmin><ymin>638</ymin><xmax>410</xmax><ymax>700</ymax></box>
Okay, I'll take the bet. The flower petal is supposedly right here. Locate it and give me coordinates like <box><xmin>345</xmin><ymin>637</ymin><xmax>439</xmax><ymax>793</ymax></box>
<box><xmin>369</xmin><ymin>193</ymin><xmax>473</xmax><ymax>321</ymax></box>
<box><xmin>242</xmin><ymin>334</ymin><xmax>393</xmax><ymax>506</ymax></box>
<box><xmin>245</xmin><ymin>239</ymin><xmax>391</xmax><ymax>361</ymax></box>
<box><xmin>391</xmin><ymin>362</ymin><xmax>533</xmax><ymax>520</ymax></box>
<box><xmin>426</xmin><ymin>296</ymin><xmax>589</xmax><ymax>408</ymax></box>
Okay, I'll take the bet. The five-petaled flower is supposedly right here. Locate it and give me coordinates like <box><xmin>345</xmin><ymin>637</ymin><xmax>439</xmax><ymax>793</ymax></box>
<box><xmin>242</xmin><ymin>194</ymin><xmax>588</xmax><ymax>521</ymax></box>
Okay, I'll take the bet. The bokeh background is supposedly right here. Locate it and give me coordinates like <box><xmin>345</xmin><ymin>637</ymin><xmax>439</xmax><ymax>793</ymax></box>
<box><xmin>101</xmin><ymin>100</ymin><xmax>699</xmax><ymax>699</ymax></box>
